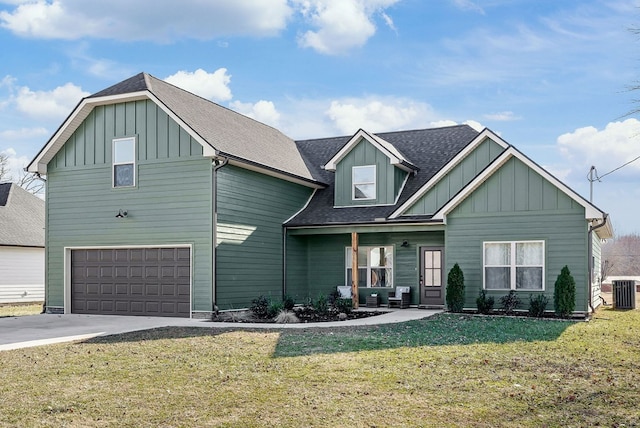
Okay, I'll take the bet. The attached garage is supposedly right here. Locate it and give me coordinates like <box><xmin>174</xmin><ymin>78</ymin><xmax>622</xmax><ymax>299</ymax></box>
<box><xmin>71</xmin><ymin>247</ymin><xmax>191</xmax><ymax>318</ymax></box>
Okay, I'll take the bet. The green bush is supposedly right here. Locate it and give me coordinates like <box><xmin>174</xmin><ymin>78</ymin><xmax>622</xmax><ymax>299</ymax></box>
<box><xmin>476</xmin><ymin>290</ymin><xmax>494</xmax><ymax>314</ymax></box>
<box><xmin>500</xmin><ymin>290</ymin><xmax>520</xmax><ymax>315</ymax></box>
<box><xmin>446</xmin><ymin>263</ymin><xmax>465</xmax><ymax>312</ymax></box>
<box><xmin>282</xmin><ymin>294</ymin><xmax>295</xmax><ymax>311</ymax></box>
<box><xmin>334</xmin><ymin>298</ymin><xmax>353</xmax><ymax>314</ymax></box>
<box><xmin>250</xmin><ymin>295</ymin><xmax>270</xmax><ymax>318</ymax></box>
<box><xmin>267</xmin><ymin>301</ymin><xmax>284</xmax><ymax>318</ymax></box>
<box><xmin>554</xmin><ymin>265</ymin><xmax>576</xmax><ymax>318</ymax></box>
<box><xmin>314</xmin><ymin>294</ymin><xmax>329</xmax><ymax>315</ymax></box>
<box><xmin>528</xmin><ymin>294</ymin><xmax>548</xmax><ymax>318</ymax></box>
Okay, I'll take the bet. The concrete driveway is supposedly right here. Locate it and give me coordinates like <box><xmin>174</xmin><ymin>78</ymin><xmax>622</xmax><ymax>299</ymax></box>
<box><xmin>0</xmin><ymin>308</ymin><xmax>440</xmax><ymax>351</ymax></box>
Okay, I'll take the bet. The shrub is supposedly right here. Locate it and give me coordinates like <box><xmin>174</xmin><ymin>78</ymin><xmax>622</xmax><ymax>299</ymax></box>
<box><xmin>446</xmin><ymin>263</ymin><xmax>465</xmax><ymax>312</ymax></box>
<box><xmin>314</xmin><ymin>294</ymin><xmax>329</xmax><ymax>315</ymax></box>
<box><xmin>267</xmin><ymin>301</ymin><xmax>284</xmax><ymax>318</ymax></box>
<box><xmin>334</xmin><ymin>298</ymin><xmax>353</xmax><ymax>314</ymax></box>
<box><xmin>250</xmin><ymin>295</ymin><xmax>270</xmax><ymax>318</ymax></box>
<box><xmin>500</xmin><ymin>290</ymin><xmax>521</xmax><ymax>315</ymax></box>
<box><xmin>554</xmin><ymin>265</ymin><xmax>576</xmax><ymax>318</ymax></box>
<box><xmin>274</xmin><ymin>310</ymin><xmax>300</xmax><ymax>324</ymax></box>
<box><xmin>476</xmin><ymin>290</ymin><xmax>494</xmax><ymax>314</ymax></box>
<box><xmin>528</xmin><ymin>294</ymin><xmax>548</xmax><ymax>318</ymax></box>
<box><xmin>282</xmin><ymin>294</ymin><xmax>295</xmax><ymax>311</ymax></box>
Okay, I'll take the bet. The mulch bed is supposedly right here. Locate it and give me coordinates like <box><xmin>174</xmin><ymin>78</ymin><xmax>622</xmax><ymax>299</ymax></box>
<box><xmin>210</xmin><ymin>306</ymin><xmax>387</xmax><ymax>324</ymax></box>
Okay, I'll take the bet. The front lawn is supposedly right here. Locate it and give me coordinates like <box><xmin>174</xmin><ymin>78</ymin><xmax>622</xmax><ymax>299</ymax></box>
<box><xmin>1</xmin><ymin>308</ymin><xmax>638</xmax><ymax>427</ymax></box>
<box><xmin>0</xmin><ymin>303</ymin><xmax>42</xmax><ymax>317</ymax></box>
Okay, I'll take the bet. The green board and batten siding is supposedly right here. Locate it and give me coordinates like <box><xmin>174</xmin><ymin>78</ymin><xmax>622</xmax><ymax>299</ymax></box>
<box><xmin>216</xmin><ymin>165</ymin><xmax>313</xmax><ymax>309</ymax></box>
<box><xmin>405</xmin><ymin>138</ymin><xmax>505</xmax><ymax>216</ymax></box>
<box><xmin>334</xmin><ymin>138</ymin><xmax>407</xmax><ymax>207</ymax></box>
<box><xmin>445</xmin><ymin>156</ymin><xmax>590</xmax><ymax>312</ymax></box>
<box><xmin>45</xmin><ymin>100</ymin><xmax>214</xmax><ymax>312</ymax></box>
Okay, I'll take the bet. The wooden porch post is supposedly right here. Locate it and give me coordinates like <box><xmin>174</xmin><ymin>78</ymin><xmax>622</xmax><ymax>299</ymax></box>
<box><xmin>351</xmin><ymin>232</ymin><xmax>359</xmax><ymax>309</ymax></box>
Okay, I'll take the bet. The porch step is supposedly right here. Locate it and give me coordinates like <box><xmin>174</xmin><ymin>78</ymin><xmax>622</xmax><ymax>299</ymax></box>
<box><xmin>418</xmin><ymin>304</ymin><xmax>444</xmax><ymax>310</ymax></box>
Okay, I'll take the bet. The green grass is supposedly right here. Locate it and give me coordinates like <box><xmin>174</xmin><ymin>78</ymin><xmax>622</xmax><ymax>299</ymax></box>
<box><xmin>0</xmin><ymin>303</ymin><xmax>42</xmax><ymax>317</ymax></box>
<box><xmin>1</xmin><ymin>308</ymin><xmax>639</xmax><ymax>427</ymax></box>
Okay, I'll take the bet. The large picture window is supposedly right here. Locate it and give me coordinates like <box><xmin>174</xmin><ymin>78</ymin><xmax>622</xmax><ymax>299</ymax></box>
<box><xmin>352</xmin><ymin>165</ymin><xmax>376</xmax><ymax>200</ymax></box>
<box><xmin>113</xmin><ymin>137</ymin><xmax>136</xmax><ymax>187</ymax></box>
<box><xmin>345</xmin><ymin>246</ymin><xmax>393</xmax><ymax>288</ymax></box>
<box><xmin>483</xmin><ymin>241</ymin><xmax>544</xmax><ymax>290</ymax></box>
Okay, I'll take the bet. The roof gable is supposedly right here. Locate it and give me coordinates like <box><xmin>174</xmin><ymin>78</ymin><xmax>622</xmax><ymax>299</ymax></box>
<box><xmin>323</xmin><ymin>129</ymin><xmax>417</xmax><ymax>172</ymax></box>
<box><xmin>28</xmin><ymin>73</ymin><xmax>320</xmax><ymax>187</ymax></box>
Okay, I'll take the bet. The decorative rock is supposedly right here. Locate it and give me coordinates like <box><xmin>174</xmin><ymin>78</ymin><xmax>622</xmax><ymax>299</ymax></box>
<box><xmin>338</xmin><ymin>312</ymin><xmax>347</xmax><ymax>321</ymax></box>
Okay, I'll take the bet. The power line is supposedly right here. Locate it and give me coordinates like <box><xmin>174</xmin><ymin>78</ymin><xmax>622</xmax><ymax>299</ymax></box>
<box><xmin>597</xmin><ymin>154</ymin><xmax>640</xmax><ymax>180</ymax></box>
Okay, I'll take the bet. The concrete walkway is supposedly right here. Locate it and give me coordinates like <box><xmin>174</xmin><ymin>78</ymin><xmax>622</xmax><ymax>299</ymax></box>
<box><xmin>0</xmin><ymin>308</ymin><xmax>442</xmax><ymax>351</ymax></box>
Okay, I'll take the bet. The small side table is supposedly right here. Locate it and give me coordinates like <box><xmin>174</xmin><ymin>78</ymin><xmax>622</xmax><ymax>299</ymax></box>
<box><xmin>366</xmin><ymin>295</ymin><xmax>380</xmax><ymax>308</ymax></box>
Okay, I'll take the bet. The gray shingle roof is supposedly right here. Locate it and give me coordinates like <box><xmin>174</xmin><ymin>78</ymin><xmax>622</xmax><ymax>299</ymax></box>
<box><xmin>90</xmin><ymin>73</ymin><xmax>318</xmax><ymax>184</ymax></box>
<box><xmin>287</xmin><ymin>125</ymin><xmax>480</xmax><ymax>226</ymax></box>
<box><xmin>0</xmin><ymin>183</ymin><xmax>45</xmax><ymax>247</ymax></box>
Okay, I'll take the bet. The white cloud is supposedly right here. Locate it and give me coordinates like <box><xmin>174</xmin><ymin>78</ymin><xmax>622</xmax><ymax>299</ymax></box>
<box><xmin>0</xmin><ymin>0</ymin><xmax>292</xmax><ymax>41</ymax></box>
<box><xmin>230</xmin><ymin>100</ymin><xmax>281</xmax><ymax>128</ymax></box>
<box><xmin>293</xmin><ymin>0</ymin><xmax>400</xmax><ymax>55</ymax></box>
<box><xmin>450</xmin><ymin>0</ymin><xmax>485</xmax><ymax>14</ymax></box>
<box><xmin>557</xmin><ymin>119</ymin><xmax>640</xmax><ymax>181</ymax></box>
<box><xmin>0</xmin><ymin>147</ymin><xmax>29</xmax><ymax>181</ymax></box>
<box><xmin>325</xmin><ymin>96</ymin><xmax>436</xmax><ymax>134</ymax></box>
<box><xmin>164</xmin><ymin>69</ymin><xmax>232</xmax><ymax>102</ymax></box>
<box><xmin>12</xmin><ymin>82</ymin><xmax>88</xmax><ymax>120</ymax></box>
<box><xmin>0</xmin><ymin>127</ymin><xmax>48</xmax><ymax>141</ymax></box>
<box><xmin>483</xmin><ymin>111</ymin><xmax>520</xmax><ymax>121</ymax></box>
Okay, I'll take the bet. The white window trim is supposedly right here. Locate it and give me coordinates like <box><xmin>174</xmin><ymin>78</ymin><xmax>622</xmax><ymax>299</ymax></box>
<box><xmin>483</xmin><ymin>240</ymin><xmax>545</xmax><ymax>291</ymax></box>
<box><xmin>344</xmin><ymin>245</ymin><xmax>394</xmax><ymax>288</ymax></box>
<box><xmin>112</xmin><ymin>136</ymin><xmax>136</xmax><ymax>188</ymax></box>
<box><xmin>352</xmin><ymin>165</ymin><xmax>376</xmax><ymax>201</ymax></box>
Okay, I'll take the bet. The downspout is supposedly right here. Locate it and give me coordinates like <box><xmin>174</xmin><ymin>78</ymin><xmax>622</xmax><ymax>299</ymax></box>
<box><xmin>212</xmin><ymin>157</ymin><xmax>228</xmax><ymax>314</ymax></box>
<box><xmin>588</xmin><ymin>213</ymin><xmax>609</xmax><ymax>314</ymax></box>
<box><xmin>283</xmin><ymin>226</ymin><xmax>287</xmax><ymax>298</ymax></box>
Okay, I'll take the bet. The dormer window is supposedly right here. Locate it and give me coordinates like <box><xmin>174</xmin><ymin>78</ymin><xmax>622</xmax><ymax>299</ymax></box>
<box><xmin>352</xmin><ymin>165</ymin><xmax>376</xmax><ymax>200</ymax></box>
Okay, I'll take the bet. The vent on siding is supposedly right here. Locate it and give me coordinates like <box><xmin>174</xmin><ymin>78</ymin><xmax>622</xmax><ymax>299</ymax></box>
<box><xmin>612</xmin><ymin>280</ymin><xmax>637</xmax><ymax>310</ymax></box>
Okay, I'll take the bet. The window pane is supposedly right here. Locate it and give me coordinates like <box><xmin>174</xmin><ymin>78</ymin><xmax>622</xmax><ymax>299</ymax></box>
<box><xmin>370</xmin><ymin>247</ymin><xmax>390</xmax><ymax>267</ymax></box>
<box><xmin>516</xmin><ymin>267</ymin><xmax>543</xmax><ymax>289</ymax></box>
<box><xmin>354</xmin><ymin>184</ymin><xmax>375</xmax><ymax>199</ymax></box>
<box><xmin>486</xmin><ymin>267</ymin><xmax>510</xmax><ymax>289</ymax></box>
<box><xmin>345</xmin><ymin>248</ymin><xmax>368</xmax><ymax>267</ymax></box>
<box><xmin>485</xmin><ymin>243</ymin><xmax>510</xmax><ymax>265</ymax></box>
<box><xmin>384</xmin><ymin>247</ymin><xmax>393</xmax><ymax>267</ymax></box>
<box><xmin>346</xmin><ymin>268</ymin><xmax>367</xmax><ymax>288</ymax></box>
<box><xmin>114</xmin><ymin>164</ymin><xmax>134</xmax><ymax>187</ymax></box>
<box><xmin>353</xmin><ymin>166</ymin><xmax>375</xmax><ymax>183</ymax></box>
<box><xmin>371</xmin><ymin>268</ymin><xmax>392</xmax><ymax>287</ymax></box>
<box><xmin>516</xmin><ymin>242</ymin><xmax>543</xmax><ymax>265</ymax></box>
<box><xmin>114</xmin><ymin>138</ymin><xmax>134</xmax><ymax>163</ymax></box>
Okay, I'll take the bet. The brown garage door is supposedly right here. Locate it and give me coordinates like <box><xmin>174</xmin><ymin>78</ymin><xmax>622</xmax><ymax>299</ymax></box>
<box><xmin>71</xmin><ymin>247</ymin><xmax>191</xmax><ymax>318</ymax></box>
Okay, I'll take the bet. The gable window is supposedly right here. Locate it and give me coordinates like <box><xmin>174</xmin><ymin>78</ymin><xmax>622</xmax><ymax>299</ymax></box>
<box><xmin>483</xmin><ymin>241</ymin><xmax>544</xmax><ymax>290</ymax></box>
<box><xmin>113</xmin><ymin>137</ymin><xmax>135</xmax><ymax>187</ymax></box>
<box><xmin>345</xmin><ymin>246</ymin><xmax>393</xmax><ymax>288</ymax></box>
<box><xmin>352</xmin><ymin>165</ymin><xmax>376</xmax><ymax>200</ymax></box>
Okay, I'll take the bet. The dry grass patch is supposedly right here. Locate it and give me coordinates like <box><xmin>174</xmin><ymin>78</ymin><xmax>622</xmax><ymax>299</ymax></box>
<box><xmin>1</xmin><ymin>309</ymin><xmax>639</xmax><ymax>427</ymax></box>
<box><xmin>0</xmin><ymin>303</ymin><xmax>42</xmax><ymax>317</ymax></box>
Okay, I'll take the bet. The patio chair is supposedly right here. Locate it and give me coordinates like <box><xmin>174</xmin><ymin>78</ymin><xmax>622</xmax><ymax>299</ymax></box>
<box><xmin>387</xmin><ymin>286</ymin><xmax>411</xmax><ymax>309</ymax></box>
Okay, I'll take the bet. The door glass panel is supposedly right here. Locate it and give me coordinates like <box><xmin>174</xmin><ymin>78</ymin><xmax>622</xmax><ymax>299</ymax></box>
<box><xmin>433</xmin><ymin>268</ymin><xmax>441</xmax><ymax>286</ymax></box>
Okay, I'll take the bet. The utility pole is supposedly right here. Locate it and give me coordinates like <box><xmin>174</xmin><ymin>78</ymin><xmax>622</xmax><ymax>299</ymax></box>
<box><xmin>588</xmin><ymin>165</ymin><xmax>597</xmax><ymax>202</ymax></box>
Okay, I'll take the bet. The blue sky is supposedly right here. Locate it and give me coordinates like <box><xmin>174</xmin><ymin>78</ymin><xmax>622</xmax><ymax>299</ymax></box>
<box><xmin>1</xmin><ymin>0</ymin><xmax>639</xmax><ymax>233</ymax></box>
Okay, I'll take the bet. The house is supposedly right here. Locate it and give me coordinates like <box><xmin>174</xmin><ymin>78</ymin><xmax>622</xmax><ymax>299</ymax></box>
<box><xmin>0</xmin><ymin>183</ymin><xmax>45</xmax><ymax>304</ymax></box>
<box><xmin>27</xmin><ymin>72</ymin><xmax>613</xmax><ymax>318</ymax></box>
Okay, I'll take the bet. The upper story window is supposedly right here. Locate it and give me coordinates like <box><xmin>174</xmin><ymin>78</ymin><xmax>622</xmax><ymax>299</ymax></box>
<box><xmin>352</xmin><ymin>165</ymin><xmax>376</xmax><ymax>200</ymax></box>
<box><xmin>483</xmin><ymin>241</ymin><xmax>545</xmax><ymax>290</ymax></box>
<box><xmin>113</xmin><ymin>137</ymin><xmax>136</xmax><ymax>188</ymax></box>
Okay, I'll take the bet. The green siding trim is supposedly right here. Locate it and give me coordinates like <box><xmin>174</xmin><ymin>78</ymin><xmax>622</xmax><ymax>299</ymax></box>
<box><xmin>405</xmin><ymin>138</ymin><xmax>504</xmax><ymax>215</ymax></box>
<box><xmin>46</xmin><ymin>157</ymin><xmax>213</xmax><ymax>311</ymax></box>
<box><xmin>334</xmin><ymin>138</ymin><xmax>404</xmax><ymax>206</ymax></box>
<box><xmin>49</xmin><ymin>100</ymin><xmax>203</xmax><ymax>171</ymax></box>
<box><xmin>215</xmin><ymin>165</ymin><xmax>313</xmax><ymax>310</ymax></box>
<box><xmin>286</xmin><ymin>231</ymin><xmax>445</xmax><ymax>305</ymax></box>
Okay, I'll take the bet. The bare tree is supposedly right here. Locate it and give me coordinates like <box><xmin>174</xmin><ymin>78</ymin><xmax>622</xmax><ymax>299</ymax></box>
<box><xmin>0</xmin><ymin>151</ymin><xmax>45</xmax><ymax>195</ymax></box>
<box><xmin>602</xmin><ymin>233</ymin><xmax>640</xmax><ymax>276</ymax></box>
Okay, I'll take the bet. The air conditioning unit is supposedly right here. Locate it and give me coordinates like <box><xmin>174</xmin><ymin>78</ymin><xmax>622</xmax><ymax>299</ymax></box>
<box><xmin>612</xmin><ymin>280</ymin><xmax>637</xmax><ymax>310</ymax></box>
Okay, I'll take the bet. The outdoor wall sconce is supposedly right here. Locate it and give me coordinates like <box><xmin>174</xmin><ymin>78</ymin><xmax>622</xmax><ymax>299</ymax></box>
<box><xmin>115</xmin><ymin>209</ymin><xmax>128</xmax><ymax>218</ymax></box>
<box><xmin>401</xmin><ymin>240</ymin><xmax>409</xmax><ymax>247</ymax></box>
